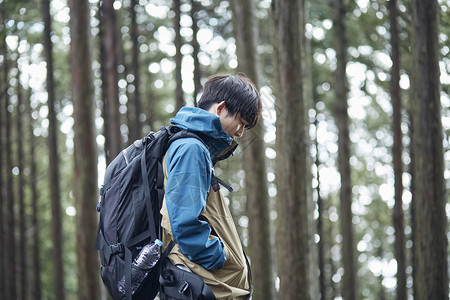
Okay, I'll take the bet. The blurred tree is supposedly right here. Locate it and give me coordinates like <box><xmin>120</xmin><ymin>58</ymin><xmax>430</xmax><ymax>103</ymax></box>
<box><xmin>388</xmin><ymin>1</ymin><xmax>407</xmax><ymax>299</ymax></box>
<box><xmin>411</xmin><ymin>0</ymin><xmax>449</xmax><ymax>299</ymax></box>
<box><xmin>191</xmin><ymin>0</ymin><xmax>201</xmax><ymax>105</ymax></box>
<box><xmin>272</xmin><ymin>0</ymin><xmax>311</xmax><ymax>298</ymax></box>
<box><xmin>27</xmin><ymin>87</ymin><xmax>42</xmax><ymax>300</ymax></box>
<box><xmin>2</xmin><ymin>30</ymin><xmax>16</xmax><ymax>300</ymax></box>
<box><xmin>332</xmin><ymin>0</ymin><xmax>358</xmax><ymax>299</ymax></box>
<box><xmin>16</xmin><ymin>64</ymin><xmax>27</xmax><ymax>300</ymax></box>
<box><xmin>101</xmin><ymin>0</ymin><xmax>122</xmax><ymax>161</ymax></box>
<box><xmin>230</xmin><ymin>0</ymin><xmax>274</xmax><ymax>299</ymax></box>
<box><xmin>42</xmin><ymin>0</ymin><xmax>66</xmax><ymax>298</ymax></box>
<box><xmin>68</xmin><ymin>0</ymin><xmax>101</xmax><ymax>299</ymax></box>
<box><xmin>128</xmin><ymin>0</ymin><xmax>142</xmax><ymax>141</ymax></box>
<box><xmin>0</xmin><ymin>23</ymin><xmax>5</xmax><ymax>300</ymax></box>
<box><xmin>174</xmin><ymin>0</ymin><xmax>184</xmax><ymax>111</ymax></box>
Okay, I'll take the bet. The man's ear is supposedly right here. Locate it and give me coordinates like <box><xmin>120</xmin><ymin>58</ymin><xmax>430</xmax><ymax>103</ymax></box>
<box><xmin>216</xmin><ymin>101</ymin><xmax>226</xmax><ymax>116</ymax></box>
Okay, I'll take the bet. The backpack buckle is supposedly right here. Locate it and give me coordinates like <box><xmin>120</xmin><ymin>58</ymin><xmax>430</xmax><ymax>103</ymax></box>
<box><xmin>178</xmin><ymin>281</ymin><xmax>189</xmax><ymax>294</ymax></box>
<box><xmin>110</xmin><ymin>243</ymin><xmax>124</xmax><ymax>254</ymax></box>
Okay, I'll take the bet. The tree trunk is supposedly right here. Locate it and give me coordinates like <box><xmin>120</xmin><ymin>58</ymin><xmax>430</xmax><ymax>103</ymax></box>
<box><xmin>190</xmin><ymin>0</ymin><xmax>201</xmax><ymax>106</ymax></box>
<box><xmin>332</xmin><ymin>1</ymin><xmax>358</xmax><ymax>299</ymax></box>
<box><xmin>272</xmin><ymin>0</ymin><xmax>311</xmax><ymax>298</ymax></box>
<box><xmin>27</xmin><ymin>88</ymin><xmax>42</xmax><ymax>300</ymax></box>
<box><xmin>174</xmin><ymin>0</ymin><xmax>184</xmax><ymax>111</ymax></box>
<box><xmin>388</xmin><ymin>1</ymin><xmax>407</xmax><ymax>299</ymax></box>
<box><xmin>16</xmin><ymin>65</ymin><xmax>27</xmax><ymax>300</ymax></box>
<box><xmin>0</xmin><ymin>30</ymin><xmax>5</xmax><ymax>300</ymax></box>
<box><xmin>68</xmin><ymin>0</ymin><xmax>101</xmax><ymax>299</ymax></box>
<box><xmin>43</xmin><ymin>0</ymin><xmax>66</xmax><ymax>298</ymax></box>
<box><xmin>2</xmin><ymin>33</ymin><xmax>16</xmax><ymax>300</ymax></box>
<box><xmin>97</xmin><ymin>1</ymin><xmax>112</xmax><ymax>164</ymax></box>
<box><xmin>101</xmin><ymin>0</ymin><xmax>122</xmax><ymax>159</ymax></box>
<box><xmin>230</xmin><ymin>1</ymin><xmax>274</xmax><ymax>299</ymax></box>
<box><xmin>129</xmin><ymin>0</ymin><xmax>142</xmax><ymax>141</ymax></box>
<box><xmin>411</xmin><ymin>0</ymin><xmax>449</xmax><ymax>298</ymax></box>
<box><xmin>313</xmin><ymin>89</ymin><xmax>327</xmax><ymax>300</ymax></box>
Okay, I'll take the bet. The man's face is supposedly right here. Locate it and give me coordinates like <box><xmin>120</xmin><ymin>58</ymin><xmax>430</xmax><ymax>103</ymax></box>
<box><xmin>219</xmin><ymin>111</ymin><xmax>248</xmax><ymax>139</ymax></box>
<box><xmin>208</xmin><ymin>101</ymin><xmax>249</xmax><ymax>139</ymax></box>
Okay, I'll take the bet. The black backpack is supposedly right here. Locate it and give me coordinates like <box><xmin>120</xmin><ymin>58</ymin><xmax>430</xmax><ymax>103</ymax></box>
<box><xmin>95</xmin><ymin>126</ymin><xmax>228</xmax><ymax>300</ymax></box>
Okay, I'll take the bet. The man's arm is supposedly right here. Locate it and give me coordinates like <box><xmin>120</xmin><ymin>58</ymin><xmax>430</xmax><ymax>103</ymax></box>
<box><xmin>165</xmin><ymin>139</ymin><xmax>226</xmax><ymax>270</ymax></box>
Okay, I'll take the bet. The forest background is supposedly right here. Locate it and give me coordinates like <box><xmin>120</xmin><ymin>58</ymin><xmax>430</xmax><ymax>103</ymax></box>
<box><xmin>0</xmin><ymin>0</ymin><xmax>449</xmax><ymax>299</ymax></box>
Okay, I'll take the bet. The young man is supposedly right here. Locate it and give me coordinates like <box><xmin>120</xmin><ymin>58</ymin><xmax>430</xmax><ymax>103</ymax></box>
<box><xmin>160</xmin><ymin>74</ymin><xmax>261</xmax><ymax>299</ymax></box>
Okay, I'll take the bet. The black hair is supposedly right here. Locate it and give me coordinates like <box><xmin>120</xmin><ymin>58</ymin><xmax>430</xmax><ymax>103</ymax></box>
<box><xmin>197</xmin><ymin>74</ymin><xmax>262</xmax><ymax>129</ymax></box>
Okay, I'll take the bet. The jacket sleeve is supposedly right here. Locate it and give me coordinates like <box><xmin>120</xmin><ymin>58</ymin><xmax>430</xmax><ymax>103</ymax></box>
<box><xmin>165</xmin><ymin>139</ymin><xmax>226</xmax><ymax>270</ymax></box>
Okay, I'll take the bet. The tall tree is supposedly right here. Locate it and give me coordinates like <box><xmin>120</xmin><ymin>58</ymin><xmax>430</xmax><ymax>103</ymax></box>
<box><xmin>332</xmin><ymin>0</ymin><xmax>358</xmax><ymax>299</ymax></box>
<box><xmin>230</xmin><ymin>0</ymin><xmax>274</xmax><ymax>299</ymax></box>
<box><xmin>43</xmin><ymin>0</ymin><xmax>66</xmax><ymax>298</ymax></box>
<box><xmin>101</xmin><ymin>0</ymin><xmax>122</xmax><ymax>159</ymax></box>
<box><xmin>27</xmin><ymin>88</ymin><xmax>42</xmax><ymax>300</ymax></box>
<box><xmin>190</xmin><ymin>0</ymin><xmax>201</xmax><ymax>105</ymax></box>
<box><xmin>68</xmin><ymin>0</ymin><xmax>101</xmax><ymax>299</ymax></box>
<box><xmin>16</xmin><ymin>65</ymin><xmax>27</xmax><ymax>300</ymax></box>
<box><xmin>128</xmin><ymin>0</ymin><xmax>142</xmax><ymax>141</ymax></box>
<box><xmin>388</xmin><ymin>1</ymin><xmax>407</xmax><ymax>299</ymax></box>
<box><xmin>411</xmin><ymin>0</ymin><xmax>449</xmax><ymax>299</ymax></box>
<box><xmin>3</xmin><ymin>32</ymin><xmax>16</xmax><ymax>300</ymax></box>
<box><xmin>272</xmin><ymin>0</ymin><xmax>311</xmax><ymax>298</ymax></box>
<box><xmin>0</xmin><ymin>25</ymin><xmax>5</xmax><ymax>300</ymax></box>
<box><xmin>173</xmin><ymin>0</ymin><xmax>184</xmax><ymax>110</ymax></box>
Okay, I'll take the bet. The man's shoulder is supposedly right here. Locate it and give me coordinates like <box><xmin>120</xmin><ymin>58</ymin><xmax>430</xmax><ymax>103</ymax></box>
<box><xmin>167</xmin><ymin>136</ymin><xmax>210</xmax><ymax>158</ymax></box>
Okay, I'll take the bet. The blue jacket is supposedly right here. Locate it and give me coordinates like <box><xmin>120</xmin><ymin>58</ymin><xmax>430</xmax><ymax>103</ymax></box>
<box><xmin>165</xmin><ymin>107</ymin><xmax>234</xmax><ymax>270</ymax></box>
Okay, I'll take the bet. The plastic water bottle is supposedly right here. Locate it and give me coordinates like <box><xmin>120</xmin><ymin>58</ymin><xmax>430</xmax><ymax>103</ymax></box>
<box><xmin>117</xmin><ymin>239</ymin><xmax>163</xmax><ymax>294</ymax></box>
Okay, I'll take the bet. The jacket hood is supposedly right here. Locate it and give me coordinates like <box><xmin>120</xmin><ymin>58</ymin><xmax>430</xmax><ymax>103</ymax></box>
<box><xmin>170</xmin><ymin>107</ymin><xmax>235</xmax><ymax>159</ymax></box>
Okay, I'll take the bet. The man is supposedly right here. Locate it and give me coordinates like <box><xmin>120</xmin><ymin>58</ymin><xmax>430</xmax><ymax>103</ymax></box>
<box><xmin>160</xmin><ymin>74</ymin><xmax>261</xmax><ymax>299</ymax></box>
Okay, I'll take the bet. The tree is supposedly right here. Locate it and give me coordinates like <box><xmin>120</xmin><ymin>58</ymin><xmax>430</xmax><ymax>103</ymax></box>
<box><xmin>411</xmin><ymin>0</ymin><xmax>449</xmax><ymax>298</ymax></box>
<box><xmin>173</xmin><ymin>0</ymin><xmax>184</xmax><ymax>111</ymax></box>
<box><xmin>68</xmin><ymin>0</ymin><xmax>101</xmax><ymax>298</ymax></box>
<box><xmin>388</xmin><ymin>1</ymin><xmax>407</xmax><ymax>299</ymax></box>
<box><xmin>272</xmin><ymin>0</ymin><xmax>311</xmax><ymax>298</ymax></box>
<box><xmin>43</xmin><ymin>0</ymin><xmax>66</xmax><ymax>298</ymax></box>
<box><xmin>16</xmin><ymin>64</ymin><xmax>27</xmax><ymax>300</ymax></box>
<box><xmin>27</xmin><ymin>88</ymin><xmax>42</xmax><ymax>300</ymax></box>
<box><xmin>2</xmin><ymin>32</ymin><xmax>16</xmax><ymax>300</ymax></box>
<box><xmin>190</xmin><ymin>0</ymin><xmax>201</xmax><ymax>105</ymax></box>
<box><xmin>332</xmin><ymin>0</ymin><xmax>358</xmax><ymax>299</ymax></box>
<box><xmin>0</xmin><ymin>26</ymin><xmax>5</xmax><ymax>300</ymax></box>
<box><xmin>128</xmin><ymin>0</ymin><xmax>142</xmax><ymax>142</ymax></box>
<box><xmin>230</xmin><ymin>0</ymin><xmax>274</xmax><ymax>299</ymax></box>
<box><xmin>101</xmin><ymin>0</ymin><xmax>122</xmax><ymax>160</ymax></box>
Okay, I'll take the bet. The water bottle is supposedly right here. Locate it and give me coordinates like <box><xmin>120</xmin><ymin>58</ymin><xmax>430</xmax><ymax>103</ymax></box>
<box><xmin>117</xmin><ymin>239</ymin><xmax>163</xmax><ymax>295</ymax></box>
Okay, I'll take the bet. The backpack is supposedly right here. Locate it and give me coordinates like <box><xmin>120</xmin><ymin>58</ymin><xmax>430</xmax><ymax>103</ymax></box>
<box><xmin>95</xmin><ymin>126</ymin><xmax>228</xmax><ymax>300</ymax></box>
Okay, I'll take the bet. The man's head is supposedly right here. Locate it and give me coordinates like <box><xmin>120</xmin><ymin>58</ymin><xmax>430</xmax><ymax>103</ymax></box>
<box><xmin>198</xmin><ymin>74</ymin><xmax>262</xmax><ymax>138</ymax></box>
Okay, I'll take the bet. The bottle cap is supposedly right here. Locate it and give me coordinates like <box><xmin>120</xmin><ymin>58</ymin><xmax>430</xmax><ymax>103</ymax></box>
<box><xmin>155</xmin><ymin>239</ymin><xmax>163</xmax><ymax>246</ymax></box>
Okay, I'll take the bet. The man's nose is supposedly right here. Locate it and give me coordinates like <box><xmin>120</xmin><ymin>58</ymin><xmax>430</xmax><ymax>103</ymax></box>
<box><xmin>236</xmin><ymin>126</ymin><xmax>245</xmax><ymax>138</ymax></box>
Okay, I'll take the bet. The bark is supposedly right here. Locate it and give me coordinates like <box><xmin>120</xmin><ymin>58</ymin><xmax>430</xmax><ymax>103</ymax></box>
<box><xmin>332</xmin><ymin>1</ymin><xmax>358</xmax><ymax>299</ymax></box>
<box><xmin>101</xmin><ymin>0</ymin><xmax>122</xmax><ymax>159</ymax></box>
<box><xmin>129</xmin><ymin>0</ymin><xmax>142</xmax><ymax>141</ymax></box>
<box><xmin>272</xmin><ymin>0</ymin><xmax>311</xmax><ymax>298</ymax></box>
<box><xmin>3</xmin><ymin>33</ymin><xmax>16</xmax><ymax>300</ymax></box>
<box><xmin>230</xmin><ymin>0</ymin><xmax>274</xmax><ymax>299</ymax></box>
<box><xmin>174</xmin><ymin>0</ymin><xmax>184</xmax><ymax>111</ymax></box>
<box><xmin>27</xmin><ymin>88</ymin><xmax>42</xmax><ymax>300</ymax></box>
<box><xmin>411</xmin><ymin>0</ymin><xmax>449</xmax><ymax>298</ymax></box>
<box><xmin>388</xmin><ymin>1</ymin><xmax>407</xmax><ymax>299</ymax></box>
<box><xmin>43</xmin><ymin>0</ymin><xmax>66</xmax><ymax>298</ymax></box>
<box><xmin>190</xmin><ymin>0</ymin><xmax>201</xmax><ymax>105</ymax></box>
<box><xmin>68</xmin><ymin>0</ymin><xmax>101</xmax><ymax>299</ymax></box>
